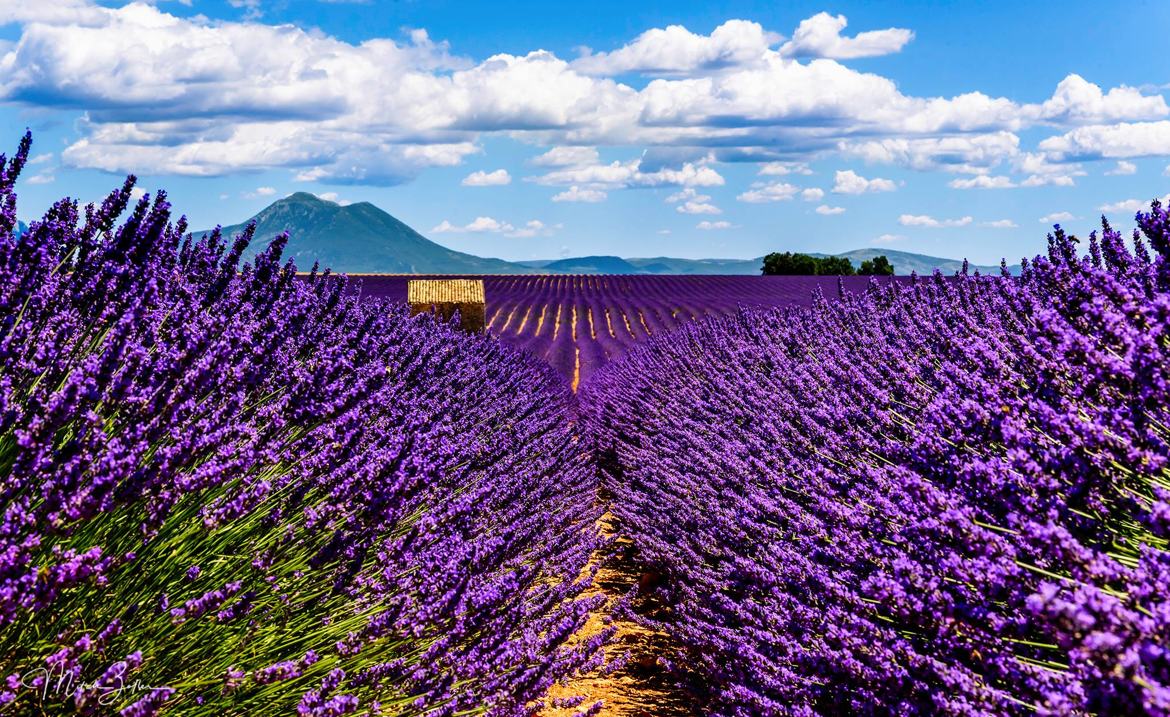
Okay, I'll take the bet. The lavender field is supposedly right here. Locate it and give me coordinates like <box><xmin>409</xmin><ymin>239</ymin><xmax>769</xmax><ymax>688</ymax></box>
<box><xmin>6</xmin><ymin>0</ymin><xmax>1170</xmax><ymax>714</ymax></box>
<box><xmin>0</xmin><ymin>139</ymin><xmax>605</xmax><ymax>716</ymax></box>
<box><xmin>3</xmin><ymin>122</ymin><xmax>1170</xmax><ymax>717</ymax></box>
<box><xmin>583</xmin><ymin>233</ymin><xmax>1170</xmax><ymax>713</ymax></box>
<box><xmin>355</xmin><ymin>274</ymin><xmax>903</xmax><ymax>387</ymax></box>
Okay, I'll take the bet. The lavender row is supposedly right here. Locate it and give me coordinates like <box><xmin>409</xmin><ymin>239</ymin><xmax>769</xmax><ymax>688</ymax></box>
<box><xmin>0</xmin><ymin>134</ymin><xmax>606</xmax><ymax>716</ymax></box>
<box><xmin>355</xmin><ymin>274</ymin><xmax>903</xmax><ymax>384</ymax></box>
<box><xmin>582</xmin><ymin>207</ymin><xmax>1170</xmax><ymax>715</ymax></box>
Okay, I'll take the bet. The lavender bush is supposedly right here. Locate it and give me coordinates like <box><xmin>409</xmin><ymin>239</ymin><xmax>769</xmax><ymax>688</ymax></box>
<box><xmin>0</xmin><ymin>133</ymin><xmax>606</xmax><ymax>716</ymax></box>
<box><xmin>583</xmin><ymin>206</ymin><xmax>1170</xmax><ymax>715</ymax></box>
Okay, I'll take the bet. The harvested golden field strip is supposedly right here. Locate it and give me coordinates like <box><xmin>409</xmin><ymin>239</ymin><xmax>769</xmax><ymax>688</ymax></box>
<box><xmin>540</xmin><ymin>513</ymin><xmax>696</xmax><ymax>717</ymax></box>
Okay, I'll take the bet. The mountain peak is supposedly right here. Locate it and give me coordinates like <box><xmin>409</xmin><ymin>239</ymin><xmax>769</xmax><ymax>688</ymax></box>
<box><xmin>194</xmin><ymin>195</ymin><xmax>532</xmax><ymax>274</ymax></box>
<box><xmin>277</xmin><ymin>191</ymin><xmax>331</xmax><ymax>205</ymax></box>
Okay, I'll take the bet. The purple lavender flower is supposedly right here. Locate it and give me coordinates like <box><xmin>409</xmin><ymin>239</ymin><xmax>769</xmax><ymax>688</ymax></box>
<box><xmin>583</xmin><ymin>200</ymin><xmax>1170</xmax><ymax>715</ymax></box>
<box><xmin>0</xmin><ymin>134</ymin><xmax>605</xmax><ymax>715</ymax></box>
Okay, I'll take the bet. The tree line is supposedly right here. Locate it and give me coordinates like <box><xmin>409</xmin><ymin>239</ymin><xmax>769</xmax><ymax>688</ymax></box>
<box><xmin>761</xmin><ymin>252</ymin><xmax>894</xmax><ymax>276</ymax></box>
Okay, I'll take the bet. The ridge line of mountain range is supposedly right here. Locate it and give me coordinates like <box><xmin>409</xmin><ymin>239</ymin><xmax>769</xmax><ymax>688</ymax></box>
<box><xmin>184</xmin><ymin>192</ymin><xmax>1019</xmax><ymax>276</ymax></box>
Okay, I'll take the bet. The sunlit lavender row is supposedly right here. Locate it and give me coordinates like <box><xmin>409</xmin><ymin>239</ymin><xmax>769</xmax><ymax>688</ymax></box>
<box><xmin>0</xmin><ymin>134</ymin><xmax>606</xmax><ymax>716</ymax></box>
<box><xmin>583</xmin><ymin>207</ymin><xmax>1170</xmax><ymax>715</ymax></box>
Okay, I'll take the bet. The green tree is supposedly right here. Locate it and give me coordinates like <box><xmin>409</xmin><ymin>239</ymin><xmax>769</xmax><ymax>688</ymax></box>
<box><xmin>763</xmin><ymin>252</ymin><xmax>861</xmax><ymax>276</ymax></box>
<box><xmin>762</xmin><ymin>251</ymin><xmax>818</xmax><ymax>275</ymax></box>
<box><xmin>816</xmin><ymin>256</ymin><xmax>856</xmax><ymax>276</ymax></box>
<box><xmin>858</xmin><ymin>255</ymin><xmax>895</xmax><ymax>276</ymax></box>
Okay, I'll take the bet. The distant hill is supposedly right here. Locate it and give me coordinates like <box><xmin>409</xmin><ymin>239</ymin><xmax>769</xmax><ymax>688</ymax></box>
<box><xmin>518</xmin><ymin>255</ymin><xmax>643</xmax><ymax>274</ymax></box>
<box><xmin>517</xmin><ymin>256</ymin><xmax>760</xmax><ymax>274</ymax></box>
<box><xmin>810</xmin><ymin>249</ymin><xmax>1018</xmax><ymax>276</ymax></box>
<box><xmin>527</xmin><ymin>251</ymin><xmax>1016</xmax><ymax>276</ymax></box>
<box><xmin>191</xmin><ymin>192</ymin><xmax>535</xmax><ymax>274</ymax></box>
<box><xmin>628</xmin><ymin>257</ymin><xmax>762</xmax><ymax>274</ymax></box>
<box><xmin>14</xmin><ymin>220</ymin><xmax>26</xmax><ymax>239</ymax></box>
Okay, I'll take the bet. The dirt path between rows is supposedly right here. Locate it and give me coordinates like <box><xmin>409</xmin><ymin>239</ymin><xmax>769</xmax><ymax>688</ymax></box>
<box><xmin>541</xmin><ymin>512</ymin><xmax>696</xmax><ymax>717</ymax></box>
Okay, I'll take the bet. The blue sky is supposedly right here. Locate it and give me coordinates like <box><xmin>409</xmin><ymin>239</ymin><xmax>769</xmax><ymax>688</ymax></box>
<box><xmin>1</xmin><ymin>1</ymin><xmax>1169</xmax><ymax>265</ymax></box>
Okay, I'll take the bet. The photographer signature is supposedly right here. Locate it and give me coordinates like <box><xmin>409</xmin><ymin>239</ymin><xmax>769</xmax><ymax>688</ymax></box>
<box><xmin>20</xmin><ymin>663</ymin><xmax>164</xmax><ymax>706</ymax></box>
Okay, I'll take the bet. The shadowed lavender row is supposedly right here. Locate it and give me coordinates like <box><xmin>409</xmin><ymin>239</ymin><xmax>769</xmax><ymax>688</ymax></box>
<box><xmin>0</xmin><ymin>134</ymin><xmax>606</xmax><ymax>716</ymax></box>
<box><xmin>583</xmin><ymin>207</ymin><xmax>1170</xmax><ymax>715</ymax></box>
<box><xmin>352</xmin><ymin>274</ymin><xmax>906</xmax><ymax>386</ymax></box>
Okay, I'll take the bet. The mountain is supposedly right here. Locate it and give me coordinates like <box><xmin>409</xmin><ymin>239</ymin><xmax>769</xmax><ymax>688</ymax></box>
<box><xmin>810</xmin><ymin>249</ymin><xmax>1017</xmax><ymax>276</ymax></box>
<box><xmin>517</xmin><ymin>256</ymin><xmax>761</xmax><ymax>274</ymax></box>
<box><xmin>14</xmin><ymin>220</ymin><xmax>26</xmax><ymax>239</ymax></box>
<box><xmin>519</xmin><ymin>255</ymin><xmax>643</xmax><ymax>274</ymax></box>
<box><xmin>196</xmin><ymin>193</ymin><xmax>1019</xmax><ymax>276</ymax></box>
<box><xmin>627</xmin><ymin>257</ymin><xmax>761</xmax><ymax>274</ymax></box>
<box><xmin>191</xmin><ymin>192</ymin><xmax>535</xmax><ymax>274</ymax></box>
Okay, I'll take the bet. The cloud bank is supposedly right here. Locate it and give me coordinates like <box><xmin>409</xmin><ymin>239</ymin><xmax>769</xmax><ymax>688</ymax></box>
<box><xmin>0</xmin><ymin>1</ymin><xmax>1164</xmax><ymax>194</ymax></box>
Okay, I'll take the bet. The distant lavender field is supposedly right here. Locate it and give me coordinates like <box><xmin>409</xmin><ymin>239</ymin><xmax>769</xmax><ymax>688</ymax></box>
<box><xmin>353</xmin><ymin>275</ymin><xmax>903</xmax><ymax>386</ymax></box>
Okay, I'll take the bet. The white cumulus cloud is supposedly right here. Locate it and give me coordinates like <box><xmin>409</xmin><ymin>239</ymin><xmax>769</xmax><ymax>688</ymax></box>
<box><xmin>534</xmin><ymin>159</ymin><xmax>724</xmax><ymax>189</ymax></box>
<box><xmin>0</xmin><ymin>0</ymin><xmax>107</xmax><ymax>25</ymax></box>
<box><xmin>1039</xmin><ymin>121</ymin><xmax>1170</xmax><ymax>160</ymax></box>
<box><xmin>948</xmin><ymin>175</ymin><xmax>1016</xmax><ymax>189</ymax></box>
<box><xmin>839</xmin><ymin>132</ymin><xmax>1020</xmax><ymax>174</ymax></box>
<box><xmin>696</xmin><ymin>220</ymin><xmax>734</xmax><ymax>230</ymax></box>
<box><xmin>1099</xmin><ymin>198</ymin><xmax>1145</xmax><ymax>213</ymax></box>
<box><xmin>432</xmin><ymin>216</ymin><xmax>556</xmax><ymax>237</ymax></box>
<box><xmin>462</xmin><ymin>168</ymin><xmax>511</xmax><ymax>186</ymax></box>
<box><xmin>1098</xmin><ymin>195</ymin><xmax>1170</xmax><ymax>213</ymax></box>
<box><xmin>815</xmin><ymin>204</ymin><xmax>845</xmax><ymax>215</ymax></box>
<box><xmin>551</xmin><ymin>185</ymin><xmax>607</xmax><ymax>202</ymax></box>
<box><xmin>1032</xmin><ymin>74</ymin><xmax>1168</xmax><ymax>125</ymax></box>
<box><xmin>898</xmin><ymin>214</ymin><xmax>973</xmax><ymax>228</ymax></box>
<box><xmin>1104</xmin><ymin>160</ymin><xmax>1137</xmax><ymax>175</ymax></box>
<box><xmin>508</xmin><ymin>219</ymin><xmax>555</xmax><ymax>238</ymax></box>
<box><xmin>832</xmin><ymin>169</ymin><xmax>896</xmax><ymax>194</ymax></box>
<box><xmin>676</xmin><ymin>200</ymin><xmax>721</xmax><ymax>214</ymax></box>
<box><xmin>666</xmin><ymin>187</ymin><xmax>721</xmax><ymax>214</ymax></box>
<box><xmin>759</xmin><ymin>161</ymin><xmax>813</xmax><ymax>176</ymax></box>
<box><xmin>737</xmin><ymin>181</ymin><xmax>799</xmax><ymax>203</ymax></box>
<box><xmin>531</xmin><ymin>146</ymin><xmax>600</xmax><ymax>167</ymax></box>
<box><xmin>315</xmin><ymin>192</ymin><xmax>352</xmax><ymax>206</ymax></box>
<box><xmin>1020</xmin><ymin>173</ymin><xmax>1077</xmax><ymax>187</ymax></box>
<box><xmin>572</xmin><ymin>19</ymin><xmax>780</xmax><ymax>76</ymax></box>
<box><xmin>1011</xmin><ymin>152</ymin><xmax>1086</xmax><ymax>185</ymax></box>
<box><xmin>779</xmin><ymin>12</ymin><xmax>913</xmax><ymax>59</ymax></box>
